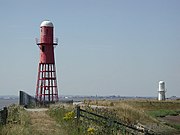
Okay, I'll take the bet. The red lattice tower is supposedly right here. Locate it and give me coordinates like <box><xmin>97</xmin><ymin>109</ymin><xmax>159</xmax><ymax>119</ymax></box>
<box><xmin>35</xmin><ymin>20</ymin><xmax>58</xmax><ymax>102</ymax></box>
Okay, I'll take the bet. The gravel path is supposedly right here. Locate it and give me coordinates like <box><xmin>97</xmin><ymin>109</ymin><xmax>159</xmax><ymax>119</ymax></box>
<box><xmin>25</xmin><ymin>108</ymin><xmax>48</xmax><ymax>112</ymax></box>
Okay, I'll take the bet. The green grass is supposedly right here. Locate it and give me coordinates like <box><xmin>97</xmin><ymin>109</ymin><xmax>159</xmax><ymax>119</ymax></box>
<box><xmin>87</xmin><ymin>99</ymin><xmax>180</xmax><ymax>134</ymax></box>
<box><xmin>147</xmin><ymin>109</ymin><xmax>180</xmax><ymax>130</ymax></box>
<box><xmin>147</xmin><ymin>110</ymin><xmax>179</xmax><ymax>117</ymax></box>
<box><xmin>48</xmin><ymin>105</ymin><xmax>81</xmax><ymax>135</ymax></box>
<box><xmin>1</xmin><ymin>104</ymin><xmax>70</xmax><ymax>135</ymax></box>
<box><xmin>0</xmin><ymin>104</ymin><xmax>32</xmax><ymax>135</ymax></box>
<box><xmin>47</xmin><ymin>105</ymin><xmax>122</xmax><ymax>135</ymax></box>
<box><xmin>172</xmin><ymin>124</ymin><xmax>180</xmax><ymax>130</ymax></box>
<box><xmin>1</xmin><ymin>100</ymin><xmax>180</xmax><ymax>135</ymax></box>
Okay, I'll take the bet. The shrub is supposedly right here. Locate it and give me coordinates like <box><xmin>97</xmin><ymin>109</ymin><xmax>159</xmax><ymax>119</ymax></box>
<box><xmin>63</xmin><ymin>111</ymin><xmax>75</xmax><ymax>121</ymax></box>
<box><xmin>87</xmin><ymin>127</ymin><xmax>95</xmax><ymax>135</ymax></box>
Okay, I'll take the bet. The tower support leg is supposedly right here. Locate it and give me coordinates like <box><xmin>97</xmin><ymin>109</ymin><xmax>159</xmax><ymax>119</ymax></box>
<box><xmin>36</xmin><ymin>63</ymin><xmax>58</xmax><ymax>103</ymax></box>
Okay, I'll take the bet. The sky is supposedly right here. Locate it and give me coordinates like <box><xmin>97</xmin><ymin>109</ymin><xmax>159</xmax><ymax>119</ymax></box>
<box><xmin>0</xmin><ymin>0</ymin><xmax>180</xmax><ymax>97</ymax></box>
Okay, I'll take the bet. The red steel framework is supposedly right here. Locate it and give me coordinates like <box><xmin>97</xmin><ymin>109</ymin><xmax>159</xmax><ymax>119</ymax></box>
<box><xmin>35</xmin><ymin>20</ymin><xmax>58</xmax><ymax>102</ymax></box>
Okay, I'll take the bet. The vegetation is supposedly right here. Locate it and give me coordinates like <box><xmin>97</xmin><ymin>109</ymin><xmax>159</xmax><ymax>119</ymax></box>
<box><xmin>0</xmin><ymin>104</ymin><xmax>31</xmax><ymax>135</ymax></box>
<box><xmin>86</xmin><ymin>99</ymin><xmax>180</xmax><ymax>133</ymax></box>
<box><xmin>0</xmin><ymin>104</ymin><xmax>63</xmax><ymax>135</ymax></box>
<box><xmin>48</xmin><ymin>105</ymin><xmax>80</xmax><ymax>135</ymax></box>
<box><xmin>48</xmin><ymin>104</ymin><xmax>122</xmax><ymax>135</ymax></box>
<box><xmin>147</xmin><ymin>109</ymin><xmax>179</xmax><ymax>117</ymax></box>
<box><xmin>1</xmin><ymin>100</ymin><xmax>180</xmax><ymax>135</ymax></box>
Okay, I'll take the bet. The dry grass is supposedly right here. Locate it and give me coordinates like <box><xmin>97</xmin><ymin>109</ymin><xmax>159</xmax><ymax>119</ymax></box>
<box><xmin>0</xmin><ymin>105</ymin><xmax>67</xmax><ymax>135</ymax></box>
<box><xmin>1</xmin><ymin>100</ymin><xmax>179</xmax><ymax>135</ymax></box>
<box><xmin>28</xmin><ymin>111</ymin><xmax>65</xmax><ymax>135</ymax></box>
<box><xmin>0</xmin><ymin>105</ymin><xmax>31</xmax><ymax>135</ymax></box>
<box><xmin>86</xmin><ymin>100</ymin><xmax>157</xmax><ymax>124</ymax></box>
<box><xmin>48</xmin><ymin>104</ymin><xmax>80</xmax><ymax>135</ymax></box>
<box><xmin>111</xmin><ymin>102</ymin><xmax>156</xmax><ymax>124</ymax></box>
<box><xmin>86</xmin><ymin>99</ymin><xmax>180</xmax><ymax>134</ymax></box>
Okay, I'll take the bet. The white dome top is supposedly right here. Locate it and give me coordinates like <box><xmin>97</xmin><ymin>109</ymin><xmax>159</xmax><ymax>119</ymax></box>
<box><xmin>159</xmin><ymin>81</ymin><xmax>164</xmax><ymax>84</ymax></box>
<box><xmin>40</xmin><ymin>20</ymin><xmax>53</xmax><ymax>27</ymax></box>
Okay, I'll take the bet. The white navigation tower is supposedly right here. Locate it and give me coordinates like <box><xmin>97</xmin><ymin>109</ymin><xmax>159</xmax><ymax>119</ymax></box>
<box><xmin>158</xmin><ymin>81</ymin><xmax>166</xmax><ymax>101</ymax></box>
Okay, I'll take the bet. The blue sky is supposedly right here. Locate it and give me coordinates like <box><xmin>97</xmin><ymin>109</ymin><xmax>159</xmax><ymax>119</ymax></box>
<box><xmin>0</xmin><ymin>0</ymin><xmax>180</xmax><ymax>97</ymax></box>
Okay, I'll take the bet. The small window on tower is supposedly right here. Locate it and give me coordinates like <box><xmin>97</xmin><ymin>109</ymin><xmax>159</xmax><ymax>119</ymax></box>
<box><xmin>46</xmin><ymin>29</ymin><xmax>48</xmax><ymax>34</ymax></box>
<box><xmin>42</xmin><ymin>45</ymin><xmax>45</xmax><ymax>52</ymax></box>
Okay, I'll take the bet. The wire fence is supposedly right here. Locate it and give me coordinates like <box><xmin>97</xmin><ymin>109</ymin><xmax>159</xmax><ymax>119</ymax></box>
<box><xmin>76</xmin><ymin>106</ymin><xmax>157</xmax><ymax>135</ymax></box>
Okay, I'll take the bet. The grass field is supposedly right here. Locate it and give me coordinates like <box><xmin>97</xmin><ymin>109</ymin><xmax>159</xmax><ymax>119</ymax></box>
<box><xmin>0</xmin><ymin>99</ymin><xmax>180</xmax><ymax>135</ymax></box>
<box><xmin>0</xmin><ymin>104</ymin><xmax>31</xmax><ymax>135</ymax></box>
<box><xmin>86</xmin><ymin>99</ymin><xmax>180</xmax><ymax>134</ymax></box>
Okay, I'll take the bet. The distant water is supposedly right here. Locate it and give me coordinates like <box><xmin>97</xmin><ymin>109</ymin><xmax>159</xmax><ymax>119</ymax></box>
<box><xmin>0</xmin><ymin>99</ymin><xmax>19</xmax><ymax>109</ymax></box>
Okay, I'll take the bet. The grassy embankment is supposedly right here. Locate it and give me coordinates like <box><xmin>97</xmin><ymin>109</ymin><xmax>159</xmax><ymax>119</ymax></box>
<box><xmin>1</xmin><ymin>100</ymin><xmax>180</xmax><ymax>135</ymax></box>
<box><xmin>47</xmin><ymin>105</ymin><xmax>80</xmax><ymax>135</ymax></box>
<box><xmin>0</xmin><ymin>105</ymin><xmax>31</xmax><ymax>135</ymax></box>
<box><xmin>87</xmin><ymin>99</ymin><xmax>180</xmax><ymax>133</ymax></box>
<box><xmin>48</xmin><ymin>100</ymin><xmax>180</xmax><ymax>134</ymax></box>
<box><xmin>0</xmin><ymin>105</ymin><xmax>65</xmax><ymax>135</ymax></box>
<box><xmin>48</xmin><ymin>104</ymin><xmax>125</xmax><ymax>135</ymax></box>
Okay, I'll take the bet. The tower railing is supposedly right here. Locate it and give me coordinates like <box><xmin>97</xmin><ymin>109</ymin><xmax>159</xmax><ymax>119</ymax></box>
<box><xmin>35</xmin><ymin>38</ymin><xmax>58</xmax><ymax>45</ymax></box>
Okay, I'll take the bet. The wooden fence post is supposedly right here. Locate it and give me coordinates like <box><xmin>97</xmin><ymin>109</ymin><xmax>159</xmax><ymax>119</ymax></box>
<box><xmin>77</xmin><ymin>106</ymin><xmax>80</xmax><ymax>119</ymax></box>
<box><xmin>0</xmin><ymin>107</ymin><xmax>8</xmax><ymax>125</ymax></box>
<box><xmin>3</xmin><ymin>107</ymin><xmax>8</xmax><ymax>125</ymax></box>
<box><xmin>76</xmin><ymin>106</ymin><xmax>80</xmax><ymax>133</ymax></box>
<box><xmin>0</xmin><ymin>110</ymin><xmax>2</xmax><ymax>124</ymax></box>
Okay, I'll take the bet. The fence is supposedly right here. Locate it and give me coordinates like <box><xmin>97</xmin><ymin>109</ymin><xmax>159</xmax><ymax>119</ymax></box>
<box><xmin>76</xmin><ymin>106</ymin><xmax>156</xmax><ymax>135</ymax></box>
<box><xmin>0</xmin><ymin>107</ymin><xmax>8</xmax><ymax>125</ymax></box>
<box><xmin>19</xmin><ymin>91</ymin><xmax>36</xmax><ymax>108</ymax></box>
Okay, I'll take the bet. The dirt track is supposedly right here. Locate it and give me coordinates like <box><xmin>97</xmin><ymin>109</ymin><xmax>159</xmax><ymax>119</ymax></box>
<box><xmin>26</xmin><ymin>108</ymin><xmax>66</xmax><ymax>135</ymax></box>
<box><xmin>25</xmin><ymin>108</ymin><xmax>48</xmax><ymax>112</ymax></box>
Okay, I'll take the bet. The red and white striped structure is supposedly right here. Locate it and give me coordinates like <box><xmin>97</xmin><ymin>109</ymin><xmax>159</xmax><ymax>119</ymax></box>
<box><xmin>35</xmin><ymin>20</ymin><xmax>58</xmax><ymax>102</ymax></box>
